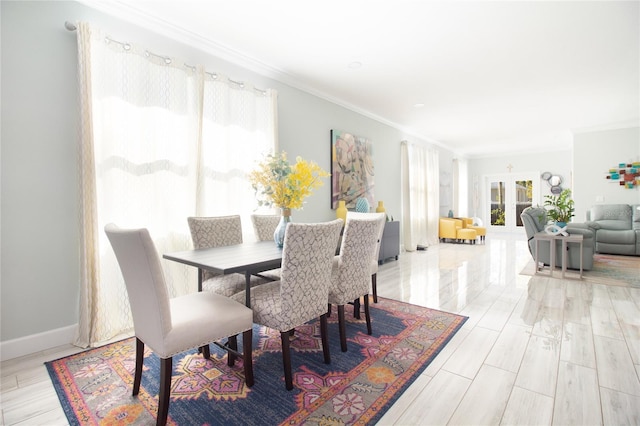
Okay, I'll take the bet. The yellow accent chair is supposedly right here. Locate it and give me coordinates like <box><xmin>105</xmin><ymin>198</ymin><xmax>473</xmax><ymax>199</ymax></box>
<box><xmin>439</xmin><ymin>217</ymin><xmax>462</xmax><ymax>242</ymax></box>
<box><xmin>439</xmin><ymin>218</ymin><xmax>478</xmax><ymax>244</ymax></box>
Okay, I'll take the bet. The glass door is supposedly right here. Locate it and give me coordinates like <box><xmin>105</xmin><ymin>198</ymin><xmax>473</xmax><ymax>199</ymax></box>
<box><xmin>486</xmin><ymin>174</ymin><xmax>537</xmax><ymax>231</ymax></box>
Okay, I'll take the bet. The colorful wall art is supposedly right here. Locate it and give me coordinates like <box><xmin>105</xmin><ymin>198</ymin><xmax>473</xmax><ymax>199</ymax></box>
<box><xmin>331</xmin><ymin>130</ymin><xmax>375</xmax><ymax>209</ymax></box>
<box><xmin>606</xmin><ymin>162</ymin><xmax>640</xmax><ymax>188</ymax></box>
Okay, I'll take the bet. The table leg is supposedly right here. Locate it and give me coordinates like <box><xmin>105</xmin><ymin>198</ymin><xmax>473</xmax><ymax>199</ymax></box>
<box><xmin>245</xmin><ymin>271</ymin><xmax>252</xmax><ymax>308</ymax></box>
<box><xmin>198</xmin><ymin>268</ymin><xmax>203</xmax><ymax>292</ymax></box>
<box><xmin>535</xmin><ymin>239</ymin><xmax>540</xmax><ymax>274</ymax></box>
<box><xmin>579</xmin><ymin>242</ymin><xmax>583</xmax><ymax>279</ymax></box>
<box><xmin>562</xmin><ymin>239</ymin><xmax>567</xmax><ymax>279</ymax></box>
<box><xmin>550</xmin><ymin>238</ymin><xmax>556</xmax><ymax>275</ymax></box>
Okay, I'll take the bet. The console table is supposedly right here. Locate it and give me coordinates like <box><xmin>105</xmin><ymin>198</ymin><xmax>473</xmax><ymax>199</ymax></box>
<box><xmin>379</xmin><ymin>221</ymin><xmax>400</xmax><ymax>264</ymax></box>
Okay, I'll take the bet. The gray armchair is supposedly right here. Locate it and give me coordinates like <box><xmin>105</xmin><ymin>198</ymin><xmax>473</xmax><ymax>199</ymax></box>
<box><xmin>520</xmin><ymin>206</ymin><xmax>595</xmax><ymax>271</ymax></box>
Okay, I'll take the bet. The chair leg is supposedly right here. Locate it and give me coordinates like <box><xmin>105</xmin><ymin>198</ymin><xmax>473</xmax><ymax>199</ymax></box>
<box><xmin>364</xmin><ymin>294</ymin><xmax>372</xmax><ymax>335</ymax></box>
<box><xmin>157</xmin><ymin>357</ymin><xmax>172</xmax><ymax>426</ymax></box>
<box><xmin>353</xmin><ymin>297</ymin><xmax>361</xmax><ymax>319</ymax></box>
<box><xmin>327</xmin><ymin>303</ymin><xmax>332</xmax><ymax>316</ymax></box>
<box><xmin>228</xmin><ymin>335</ymin><xmax>238</xmax><ymax>366</ymax></box>
<box><xmin>242</xmin><ymin>329</ymin><xmax>254</xmax><ymax>387</ymax></box>
<box><xmin>320</xmin><ymin>313</ymin><xmax>331</xmax><ymax>364</ymax></box>
<box><xmin>338</xmin><ymin>305</ymin><xmax>347</xmax><ymax>352</ymax></box>
<box><xmin>200</xmin><ymin>344</ymin><xmax>210</xmax><ymax>360</ymax></box>
<box><xmin>372</xmin><ymin>273</ymin><xmax>378</xmax><ymax>303</ymax></box>
<box><xmin>280</xmin><ymin>331</ymin><xmax>293</xmax><ymax>390</ymax></box>
<box><xmin>133</xmin><ymin>338</ymin><xmax>144</xmax><ymax>396</ymax></box>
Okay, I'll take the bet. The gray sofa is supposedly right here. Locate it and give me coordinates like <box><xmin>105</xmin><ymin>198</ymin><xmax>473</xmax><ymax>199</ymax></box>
<box><xmin>586</xmin><ymin>204</ymin><xmax>640</xmax><ymax>256</ymax></box>
<box><xmin>521</xmin><ymin>206</ymin><xmax>595</xmax><ymax>270</ymax></box>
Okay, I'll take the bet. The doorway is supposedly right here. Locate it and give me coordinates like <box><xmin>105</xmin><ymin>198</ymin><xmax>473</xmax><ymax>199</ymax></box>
<box><xmin>486</xmin><ymin>173</ymin><xmax>538</xmax><ymax>232</ymax></box>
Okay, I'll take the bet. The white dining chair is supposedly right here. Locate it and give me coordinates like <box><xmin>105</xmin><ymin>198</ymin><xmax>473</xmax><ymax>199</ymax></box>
<box><xmin>329</xmin><ymin>215</ymin><xmax>382</xmax><ymax>352</ymax></box>
<box><xmin>188</xmin><ymin>215</ymin><xmax>268</xmax><ymax>296</ymax></box>
<box><xmin>232</xmin><ymin>219</ymin><xmax>343</xmax><ymax>390</ymax></box>
<box><xmin>251</xmin><ymin>214</ymin><xmax>281</xmax><ymax>242</ymax></box>
<box><xmin>105</xmin><ymin>224</ymin><xmax>254</xmax><ymax>426</ymax></box>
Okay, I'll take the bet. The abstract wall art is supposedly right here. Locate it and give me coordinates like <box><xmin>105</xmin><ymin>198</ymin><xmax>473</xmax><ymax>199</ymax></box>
<box><xmin>606</xmin><ymin>162</ymin><xmax>640</xmax><ymax>189</ymax></box>
<box><xmin>331</xmin><ymin>130</ymin><xmax>375</xmax><ymax>209</ymax></box>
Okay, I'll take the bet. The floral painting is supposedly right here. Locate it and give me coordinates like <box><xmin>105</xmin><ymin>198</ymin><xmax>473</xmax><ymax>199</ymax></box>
<box><xmin>331</xmin><ymin>130</ymin><xmax>375</xmax><ymax>209</ymax></box>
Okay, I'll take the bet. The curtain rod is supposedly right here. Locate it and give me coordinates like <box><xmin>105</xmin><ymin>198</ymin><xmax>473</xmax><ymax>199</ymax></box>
<box><xmin>63</xmin><ymin>21</ymin><xmax>267</xmax><ymax>95</ymax></box>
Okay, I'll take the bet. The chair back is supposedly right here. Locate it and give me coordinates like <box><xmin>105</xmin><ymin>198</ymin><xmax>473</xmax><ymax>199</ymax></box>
<box><xmin>251</xmin><ymin>214</ymin><xmax>281</xmax><ymax>241</ymax></box>
<box><xmin>334</xmin><ymin>216</ymin><xmax>381</xmax><ymax>300</ymax></box>
<box><xmin>588</xmin><ymin>204</ymin><xmax>632</xmax><ymax>230</ymax></box>
<box><xmin>520</xmin><ymin>207</ymin><xmax>547</xmax><ymax>236</ymax></box>
<box><xmin>346</xmin><ymin>212</ymin><xmax>386</xmax><ymax>272</ymax></box>
<box><xmin>520</xmin><ymin>206</ymin><xmax>548</xmax><ymax>255</ymax></box>
<box><xmin>279</xmin><ymin>220</ymin><xmax>343</xmax><ymax>326</ymax></box>
<box><xmin>187</xmin><ymin>215</ymin><xmax>243</xmax><ymax>249</ymax></box>
<box><xmin>104</xmin><ymin>224</ymin><xmax>171</xmax><ymax>349</ymax></box>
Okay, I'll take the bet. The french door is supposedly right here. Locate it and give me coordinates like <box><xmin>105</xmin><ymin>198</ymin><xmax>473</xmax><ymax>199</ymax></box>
<box><xmin>486</xmin><ymin>173</ymin><xmax>538</xmax><ymax>232</ymax></box>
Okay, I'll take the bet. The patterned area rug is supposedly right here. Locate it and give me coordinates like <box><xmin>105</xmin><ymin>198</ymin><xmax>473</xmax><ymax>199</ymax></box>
<box><xmin>46</xmin><ymin>297</ymin><xmax>466</xmax><ymax>425</ymax></box>
<box><xmin>520</xmin><ymin>253</ymin><xmax>640</xmax><ymax>286</ymax></box>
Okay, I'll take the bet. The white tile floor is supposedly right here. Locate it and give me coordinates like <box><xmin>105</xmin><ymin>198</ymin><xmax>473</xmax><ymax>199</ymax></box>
<box><xmin>2</xmin><ymin>233</ymin><xmax>640</xmax><ymax>425</ymax></box>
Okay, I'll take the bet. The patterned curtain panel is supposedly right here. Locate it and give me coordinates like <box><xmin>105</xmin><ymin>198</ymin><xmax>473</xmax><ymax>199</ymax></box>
<box><xmin>198</xmin><ymin>75</ymin><xmax>278</xmax><ymax>241</ymax></box>
<box><xmin>74</xmin><ymin>23</ymin><xmax>277</xmax><ymax>347</ymax></box>
<box><xmin>400</xmin><ymin>141</ymin><xmax>440</xmax><ymax>251</ymax></box>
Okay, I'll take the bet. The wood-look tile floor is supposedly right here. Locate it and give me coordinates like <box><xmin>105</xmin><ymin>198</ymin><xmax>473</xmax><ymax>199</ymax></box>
<box><xmin>2</xmin><ymin>233</ymin><xmax>640</xmax><ymax>425</ymax></box>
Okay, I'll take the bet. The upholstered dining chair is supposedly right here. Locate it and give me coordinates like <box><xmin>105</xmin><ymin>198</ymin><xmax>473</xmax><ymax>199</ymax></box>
<box><xmin>251</xmin><ymin>214</ymin><xmax>281</xmax><ymax>242</ymax></box>
<box><xmin>231</xmin><ymin>219</ymin><xmax>343</xmax><ymax>390</ymax></box>
<box><xmin>329</xmin><ymin>215</ymin><xmax>382</xmax><ymax>352</ymax></box>
<box><xmin>250</xmin><ymin>214</ymin><xmax>282</xmax><ymax>281</ymax></box>
<box><xmin>345</xmin><ymin>212</ymin><xmax>386</xmax><ymax>308</ymax></box>
<box><xmin>188</xmin><ymin>215</ymin><xmax>267</xmax><ymax>296</ymax></box>
<box><xmin>105</xmin><ymin>224</ymin><xmax>254</xmax><ymax>426</ymax></box>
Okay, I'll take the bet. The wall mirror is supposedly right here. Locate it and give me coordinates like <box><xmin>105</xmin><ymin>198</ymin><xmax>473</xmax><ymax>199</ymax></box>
<box><xmin>548</xmin><ymin>175</ymin><xmax>562</xmax><ymax>187</ymax></box>
<box><xmin>542</xmin><ymin>172</ymin><xmax>563</xmax><ymax>193</ymax></box>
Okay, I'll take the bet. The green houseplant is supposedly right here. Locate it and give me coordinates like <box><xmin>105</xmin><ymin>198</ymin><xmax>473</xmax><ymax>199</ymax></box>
<box><xmin>544</xmin><ymin>188</ymin><xmax>575</xmax><ymax>227</ymax></box>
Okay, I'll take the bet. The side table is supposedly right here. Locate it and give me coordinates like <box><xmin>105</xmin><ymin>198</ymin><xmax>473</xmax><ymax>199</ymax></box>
<box><xmin>533</xmin><ymin>232</ymin><xmax>583</xmax><ymax>279</ymax></box>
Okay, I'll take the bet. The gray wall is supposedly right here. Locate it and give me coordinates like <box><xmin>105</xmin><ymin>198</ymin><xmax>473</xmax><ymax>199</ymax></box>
<box><xmin>1</xmin><ymin>1</ymin><xmax>453</xmax><ymax>346</ymax></box>
<box><xmin>573</xmin><ymin>127</ymin><xmax>640</xmax><ymax>221</ymax></box>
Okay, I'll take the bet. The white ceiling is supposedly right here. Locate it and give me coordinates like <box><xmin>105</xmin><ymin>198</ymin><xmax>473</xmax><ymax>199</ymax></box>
<box><xmin>81</xmin><ymin>0</ymin><xmax>639</xmax><ymax>157</ymax></box>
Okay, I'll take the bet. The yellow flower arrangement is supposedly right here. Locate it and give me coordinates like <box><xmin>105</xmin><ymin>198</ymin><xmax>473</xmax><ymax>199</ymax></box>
<box><xmin>249</xmin><ymin>151</ymin><xmax>329</xmax><ymax>210</ymax></box>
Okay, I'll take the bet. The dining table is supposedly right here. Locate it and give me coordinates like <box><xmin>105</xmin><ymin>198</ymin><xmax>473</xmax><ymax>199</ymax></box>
<box><xmin>163</xmin><ymin>241</ymin><xmax>283</xmax><ymax>307</ymax></box>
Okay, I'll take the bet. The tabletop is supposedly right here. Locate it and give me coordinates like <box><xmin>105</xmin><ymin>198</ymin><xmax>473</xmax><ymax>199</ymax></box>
<box><xmin>163</xmin><ymin>240</ymin><xmax>283</xmax><ymax>275</ymax></box>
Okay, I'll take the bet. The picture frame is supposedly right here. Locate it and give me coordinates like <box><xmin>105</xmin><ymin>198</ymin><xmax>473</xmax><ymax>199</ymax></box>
<box><xmin>330</xmin><ymin>130</ymin><xmax>375</xmax><ymax>209</ymax></box>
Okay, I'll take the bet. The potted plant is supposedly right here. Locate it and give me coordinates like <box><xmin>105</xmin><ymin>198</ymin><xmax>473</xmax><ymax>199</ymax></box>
<box><xmin>544</xmin><ymin>188</ymin><xmax>575</xmax><ymax>227</ymax></box>
<box><xmin>248</xmin><ymin>151</ymin><xmax>329</xmax><ymax>247</ymax></box>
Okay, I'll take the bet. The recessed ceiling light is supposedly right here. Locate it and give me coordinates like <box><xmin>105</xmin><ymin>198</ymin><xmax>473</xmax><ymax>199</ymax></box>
<box><xmin>414</xmin><ymin>103</ymin><xmax>425</xmax><ymax>108</ymax></box>
<box><xmin>348</xmin><ymin>61</ymin><xmax>363</xmax><ymax>69</ymax></box>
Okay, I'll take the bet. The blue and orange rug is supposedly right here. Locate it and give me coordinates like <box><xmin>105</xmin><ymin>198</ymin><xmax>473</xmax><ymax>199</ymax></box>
<box><xmin>46</xmin><ymin>297</ymin><xmax>467</xmax><ymax>425</ymax></box>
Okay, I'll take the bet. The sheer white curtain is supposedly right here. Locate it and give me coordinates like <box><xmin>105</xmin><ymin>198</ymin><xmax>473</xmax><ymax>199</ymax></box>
<box><xmin>198</xmin><ymin>76</ymin><xmax>278</xmax><ymax>241</ymax></box>
<box><xmin>401</xmin><ymin>141</ymin><xmax>439</xmax><ymax>251</ymax></box>
<box><xmin>452</xmin><ymin>158</ymin><xmax>468</xmax><ymax>217</ymax></box>
<box><xmin>75</xmin><ymin>23</ymin><xmax>276</xmax><ymax>347</ymax></box>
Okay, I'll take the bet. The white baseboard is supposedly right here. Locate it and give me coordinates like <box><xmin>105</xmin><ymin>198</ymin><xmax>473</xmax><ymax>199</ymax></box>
<box><xmin>0</xmin><ymin>324</ymin><xmax>77</xmax><ymax>362</ymax></box>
